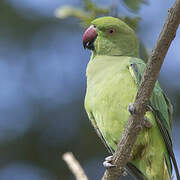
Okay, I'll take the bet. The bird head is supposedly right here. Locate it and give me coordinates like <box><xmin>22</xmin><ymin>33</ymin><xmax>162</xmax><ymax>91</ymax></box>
<box><xmin>83</xmin><ymin>16</ymin><xmax>139</xmax><ymax>57</ymax></box>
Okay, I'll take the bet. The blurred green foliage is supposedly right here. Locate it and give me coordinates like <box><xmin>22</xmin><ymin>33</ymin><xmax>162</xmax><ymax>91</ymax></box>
<box><xmin>123</xmin><ymin>0</ymin><xmax>148</xmax><ymax>12</ymax></box>
<box><xmin>55</xmin><ymin>0</ymin><xmax>143</xmax><ymax>29</ymax></box>
<box><xmin>55</xmin><ymin>0</ymin><xmax>110</xmax><ymax>28</ymax></box>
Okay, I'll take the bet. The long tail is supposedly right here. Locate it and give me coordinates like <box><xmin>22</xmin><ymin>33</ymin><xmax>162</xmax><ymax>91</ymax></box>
<box><xmin>170</xmin><ymin>150</ymin><xmax>180</xmax><ymax>179</ymax></box>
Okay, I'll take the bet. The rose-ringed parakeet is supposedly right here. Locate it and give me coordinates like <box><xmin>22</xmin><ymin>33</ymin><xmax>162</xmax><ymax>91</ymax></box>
<box><xmin>82</xmin><ymin>17</ymin><xmax>179</xmax><ymax>180</ymax></box>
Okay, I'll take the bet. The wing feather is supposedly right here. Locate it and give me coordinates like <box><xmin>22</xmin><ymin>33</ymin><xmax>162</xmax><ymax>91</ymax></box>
<box><xmin>129</xmin><ymin>59</ymin><xmax>179</xmax><ymax>179</ymax></box>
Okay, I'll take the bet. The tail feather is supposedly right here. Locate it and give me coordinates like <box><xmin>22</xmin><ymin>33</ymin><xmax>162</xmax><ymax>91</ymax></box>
<box><xmin>170</xmin><ymin>150</ymin><xmax>180</xmax><ymax>180</ymax></box>
<box><xmin>164</xmin><ymin>157</ymin><xmax>172</xmax><ymax>180</ymax></box>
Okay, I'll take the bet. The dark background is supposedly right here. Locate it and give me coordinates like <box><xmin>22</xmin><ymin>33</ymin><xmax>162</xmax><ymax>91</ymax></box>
<box><xmin>0</xmin><ymin>0</ymin><xmax>179</xmax><ymax>179</ymax></box>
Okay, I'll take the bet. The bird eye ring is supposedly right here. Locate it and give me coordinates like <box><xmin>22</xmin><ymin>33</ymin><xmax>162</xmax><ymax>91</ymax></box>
<box><xmin>106</xmin><ymin>29</ymin><xmax>116</xmax><ymax>35</ymax></box>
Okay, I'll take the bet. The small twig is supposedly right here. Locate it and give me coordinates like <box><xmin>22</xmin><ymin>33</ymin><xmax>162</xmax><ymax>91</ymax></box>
<box><xmin>102</xmin><ymin>0</ymin><xmax>180</xmax><ymax>179</ymax></box>
<box><xmin>62</xmin><ymin>152</ymin><xmax>88</xmax><ymax>180</ymax></box>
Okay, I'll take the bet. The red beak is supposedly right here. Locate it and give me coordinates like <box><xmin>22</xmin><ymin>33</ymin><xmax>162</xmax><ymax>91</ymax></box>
<box><xmin>83</xmin><ymin>25</ymin><xmax>97</xmax><ymax>50</ymax></box>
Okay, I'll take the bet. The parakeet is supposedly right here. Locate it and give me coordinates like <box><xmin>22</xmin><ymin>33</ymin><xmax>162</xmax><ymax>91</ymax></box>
<box><xmin>82</xmin><ymin>17</ymin><xmax>179</xmax><ymax>180</ymax></box>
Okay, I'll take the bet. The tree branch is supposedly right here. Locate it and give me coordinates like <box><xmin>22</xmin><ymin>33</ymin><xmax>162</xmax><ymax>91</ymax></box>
<box><xmin>102</xmin><ymin>0</ymin><xmax>180</xmax><ymax>179</ymax></box>
<box><xmin>62</xmin><ymin>152</ymin><xmax>88</xmax><ymax>180</ymax></box>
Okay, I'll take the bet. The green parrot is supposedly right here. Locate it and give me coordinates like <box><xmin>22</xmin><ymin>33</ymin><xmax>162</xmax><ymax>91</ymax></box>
<box><xmin>82</xmin><ymin>17</ymin><xmax>179</xmax><ymax>180</ymax></box>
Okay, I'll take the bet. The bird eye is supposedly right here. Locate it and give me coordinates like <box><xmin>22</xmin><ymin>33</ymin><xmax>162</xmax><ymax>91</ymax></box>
<box><xmin>106</xmin><ymin>28</ymin><xmax>115</xmax><ymax>35</ymax></box>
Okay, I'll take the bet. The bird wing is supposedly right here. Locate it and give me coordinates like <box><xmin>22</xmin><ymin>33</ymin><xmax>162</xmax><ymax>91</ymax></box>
<box><xmin>129</xmin><ymin>59</ymin><xmax>179</xmax><ymax>179</ymax></box>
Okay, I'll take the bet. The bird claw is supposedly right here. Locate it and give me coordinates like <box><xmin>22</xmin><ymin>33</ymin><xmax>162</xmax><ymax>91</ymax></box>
<box><xmin>105</xmin><ymin>155</ymin><xmax>113</xmax><ymax>161</ymax></box>
<box><xmin>128</xmin><ymin>103</ymin><xmax>152</xmax><ymax>129</ymax></box>
<box><xmin>128</xmin><ymin>103</ymin><xmax>153</xmax><ymax>115</ymax></box>
<box><xmin>122</xmin><ymin>170</ymin><xmax>128</xmax><ymax>176</ymax></box>
<box><xmin>146</xmin><ymin>105</ymin><xmax>153</xmax><ymax>111</ymax></box>
<box><xmin>103</xmin><ymin>161</ymin><xmax>116</xmax><ymax>168</ymax></box>
<box><xmin>128</xmin><ymin>103</ymin><xmax>136</xmax><ymax>115</ymax></box>
<box><xmin>103</xmin><ymin>156</ymin><xmax>116</xmax><ymax>168</ymax></box>
<box><xmin>142</xmin><ymin>117</ymin><xmax>152</xmax><ymax>128</ymax></box>
<box><xmin>103</xmin><ymin>156</ymin><xmax>127</xmax><ymax>176</ymax></box>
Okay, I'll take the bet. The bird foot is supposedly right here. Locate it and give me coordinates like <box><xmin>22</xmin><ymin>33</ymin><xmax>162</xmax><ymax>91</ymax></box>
<box><xmin>128</xmin><ymin>103</ymin><xmax>136</xmax><ymax>115</ymax></box>
<box><xmin>146</xmin><ymin>105</ymin><xmax>153</xmax><ymax>111</ymax></box>
<box><xmin>122</xmin><ymin>170</ymin><xmax>128</xmax><ymax>176</ymax></box>
<box><xmin>103</xmin><ymin>156</ymin><xmax>116</xmax><ymax>168</ymax></box>
<box><xmin>142</xmin><ymin>117</ymin><xmax>152</xmax><ymax>129</ymax></box>
<box><xmin>103</xmin><ymin>156</ymin><xmax>127</xmax><ymax>176</ymax></box>
<box><xmin>128</xmin><ymin>103</ymin><xmax>153</xmax><ymax>114</ymax></box>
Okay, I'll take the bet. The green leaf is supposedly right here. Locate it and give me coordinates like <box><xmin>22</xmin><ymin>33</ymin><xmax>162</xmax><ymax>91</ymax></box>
<box><xmin>83</xmin><ymin>0</ymin><xmax>110</xmax><ymax>14</ymax></box>
<box><xmin>123</xmin><ymin>0</ymin><xmax>148</xmax><ymax>12</ymax></box>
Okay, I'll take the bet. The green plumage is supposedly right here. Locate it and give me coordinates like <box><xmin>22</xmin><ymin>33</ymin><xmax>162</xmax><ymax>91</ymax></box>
<box><xmin>84</xmin><ymin>17</ymin><xmax>179</xmax><ymax>179</ymax></box>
